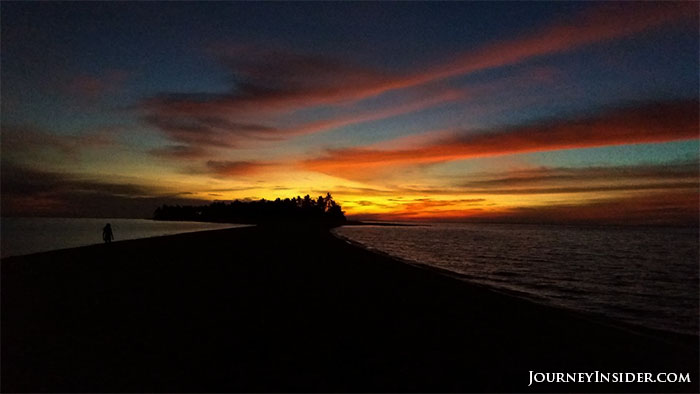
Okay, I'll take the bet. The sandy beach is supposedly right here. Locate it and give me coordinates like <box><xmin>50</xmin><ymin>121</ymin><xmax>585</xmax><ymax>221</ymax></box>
<box><xmin>2</xmin><ymin>224</ymin><xmax>697</xmax><ymax>392</ymax></box>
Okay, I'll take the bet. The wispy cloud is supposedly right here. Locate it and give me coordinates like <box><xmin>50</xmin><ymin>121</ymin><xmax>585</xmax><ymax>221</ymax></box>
<box><xmin>280</xmin><ymin>88</ymin><xmax>466</xmax><ymax>138</ymax></box>
<box><xmin>63</xmin><ymin>69</ymin><xmax>130</xmax><ymax>100</ymax></box>
<box><xmin>140</xmin><ymin>46</ymin><xmax>394</xmax><ymax>121</ymax></box>
<box><xmin>302</xmin><ymin>100</ymin><xmax>699</xmax><ymax>180</ymax></box>
<box><xmin>142</xmin><ymin>2</ymin><xmax>693</xmax><ymax>157</ymax></box>
<box><xmin>143</xmin><ymin>84</ymin><xmax>466</xmax><ymax>159</ymax></box>
<box><xmin>372</xmin><ymin>2</ymin><xmax>694</xmax><ymax>93</ymax></box>
<box><xmin>147</xmin><ymin>2</ymin><xmax>692</xmax><ymax>115</ymax></box>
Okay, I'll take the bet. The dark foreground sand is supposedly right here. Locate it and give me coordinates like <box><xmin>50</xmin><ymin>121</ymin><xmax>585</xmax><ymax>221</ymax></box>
<box><xmin>2</xmin><ymin>225</ymin><xmax>698</xmax><ymax>392</ymax></box>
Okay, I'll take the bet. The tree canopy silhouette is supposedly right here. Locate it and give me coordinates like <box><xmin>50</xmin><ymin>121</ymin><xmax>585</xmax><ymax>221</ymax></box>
<box><xmin>153</xmin><ymin>193</ymin><xmax>346</xmax><ymax>226</ymax></box>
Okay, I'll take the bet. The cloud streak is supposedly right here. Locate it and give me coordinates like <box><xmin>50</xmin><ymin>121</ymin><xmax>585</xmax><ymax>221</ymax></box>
<box><xmin>150</xmin><ymin>2</ymin><xmax>693</xmax><ymax>113</ymax></box>
<box><xmin>302</xmin><ymin>100</ymin><xmax>699</xmax><ymax>179</ymax></box>
<box><xmin>371</xmin><ymin>2</ymin><xmax>695</xmax><ymax>93</ymax></box>
<box><xmin>142</xmin><ymin>2</ymin><xmax>693</xmax><ymax>156</ymax></box>
<box><xmin>144</xmin><ymin>86</ymin><xmax>467</xmax><ymax>159</ymax></box>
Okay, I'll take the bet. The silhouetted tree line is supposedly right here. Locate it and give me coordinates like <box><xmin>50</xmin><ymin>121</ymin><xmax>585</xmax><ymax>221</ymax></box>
<box><xmin>153</xmin><ymin>193</ymin><xmax>346</xmax><ymax>226</ymax></box>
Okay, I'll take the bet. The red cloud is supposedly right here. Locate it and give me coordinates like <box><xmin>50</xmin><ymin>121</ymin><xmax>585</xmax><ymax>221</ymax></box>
<box><xmin>302</xmin><ymin>100</ymin><xmax>699</xmax><ymax>179</ymax></box>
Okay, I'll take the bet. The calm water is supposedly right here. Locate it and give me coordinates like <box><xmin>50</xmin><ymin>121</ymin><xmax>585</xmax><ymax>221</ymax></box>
<box><xmin>1</xmin><ymin>217</ymin><xmax>248</xmax><ymax>258</ymax></box>
<box><xmin>334</xmin><ymin>223</ymin><xmax>699</xmax><ymax>335</ymax></box>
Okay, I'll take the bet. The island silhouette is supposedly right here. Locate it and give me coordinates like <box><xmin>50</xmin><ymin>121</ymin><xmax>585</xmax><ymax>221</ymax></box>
<box><xmin>153</xmin><ymin>193</ymin><xmax>347</xmax><ymax>226</ymax></box>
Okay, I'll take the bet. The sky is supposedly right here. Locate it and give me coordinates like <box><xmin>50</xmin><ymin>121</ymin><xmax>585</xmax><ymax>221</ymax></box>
<box><xmin>1</xmin><ymin>2</ymin><xmax>698</xmax><ymax>225</ymax></box>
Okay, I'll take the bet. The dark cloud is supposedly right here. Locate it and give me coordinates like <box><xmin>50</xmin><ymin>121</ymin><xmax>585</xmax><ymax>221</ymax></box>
<box><xmin>1</xmin><ymin>162</ymin><xmax>207</xmax><ymax>218</ymax></box>
<box><xmin>205</xmin><ymin>160</ymin><xmax>273</xmax><ymax>177</ymax></box>
<box><xmin>206</xmin><ymin>186</ymin><xmax>259</xmax><ymax>193</ymax></box>
<box><xmin>141</xmin><ymin>47</ymin><xmax>395</xmax><ymax>157</ymax></box>
<box><xmin>459</xmin><ymin>161</ymin><xmax>699</xmax><ymax>188</ymax></box>
<box><xmin>1</xmin><ymin>124</ymin><xmax>117</xmax><ymax>159</ymax></box>
<box><xmin>211</xmin><ymin>45</ymin><xmax>394</xmax><ymax>107</ymax></box>
<box><xmin>143</xmin><ymin>114</ymin><xmax>279</xmax><ymax>151</ymax></box>
<box><xmin>472</xmin><ymin>191</ymin><xmax>699</xmax><ymax>226</ymax></box>
<box><xmin>459</xmin><ymin>182</ymin><xmax>698</xmax><ymax>196</ymax></box>
<box><xmin>148</xmin><ymin>145</ymin><xmax>209</xmax><ymax>160</ymax></box>
<box><xmin>443</xmin><ymin>160</ymin><xmax>700</xmax><ymax>195</ymax></box>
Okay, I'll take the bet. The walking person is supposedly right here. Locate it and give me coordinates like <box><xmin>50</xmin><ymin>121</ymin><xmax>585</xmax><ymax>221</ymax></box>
<box><xmin>102</xmin><ymin>223</ymin><xmax>114</xmax><ymax>243</ymax></box>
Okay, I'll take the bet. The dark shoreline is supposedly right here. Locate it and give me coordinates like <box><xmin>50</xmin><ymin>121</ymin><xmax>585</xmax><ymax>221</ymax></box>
<box><xmin>2</xmin><ymin>225</ymin><xmax>698</xmax><ymax>392</ymax></box>
<box><xmin>331</xmin><ymin>229</ymin><xmax>698</xmax><ymax>344</ymax></box>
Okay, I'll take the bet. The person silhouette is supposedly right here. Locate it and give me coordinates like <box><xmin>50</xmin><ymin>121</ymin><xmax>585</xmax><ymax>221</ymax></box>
<box><xmin>102</xmin><ymin>223</ymin><xmax>114</xmax><ymax>243</ymax></box>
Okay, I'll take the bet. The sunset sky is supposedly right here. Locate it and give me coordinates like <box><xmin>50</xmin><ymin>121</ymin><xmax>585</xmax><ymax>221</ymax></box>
<box><xmin>1</xmin><ymin>2</ymin><xmax>698</xmax><ymax>225</ymax></box>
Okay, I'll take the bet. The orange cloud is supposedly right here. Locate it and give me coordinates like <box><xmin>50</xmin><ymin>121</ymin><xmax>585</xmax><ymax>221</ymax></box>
<box><xmin>302</xmin><ymin>100</ymin><xmax>699</xmax><ymax>179</ymax></box>
<box><xmin>329</xmin><ymin>158</ymin><xmax>698</xmax><ymax>225</ymax></box>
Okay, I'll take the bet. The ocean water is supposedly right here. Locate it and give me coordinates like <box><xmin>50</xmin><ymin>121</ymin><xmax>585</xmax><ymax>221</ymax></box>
<box><xmin>1</xmin><ymin>217</ymin><xmax>247</xmax><ymax>258</ymax></box>
<box><xmin>334</xmin><ymin>223</ymin><xmax>699</xmax><ymax>335</ymax></box>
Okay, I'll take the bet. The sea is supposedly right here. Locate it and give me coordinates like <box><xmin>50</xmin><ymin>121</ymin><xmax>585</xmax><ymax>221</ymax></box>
<box><xmin>0</xmin><ymin>217</ymin><xmax>247</xmax><ymax>259</ymax></box>
<box><xmin>334</xmin><ymin>222</ymin><xmax>699</xmax><ymax>336</ymax></box>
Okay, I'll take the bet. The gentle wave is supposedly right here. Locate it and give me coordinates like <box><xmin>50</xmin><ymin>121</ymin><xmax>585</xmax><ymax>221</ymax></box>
<box><xmin>334</xmin><ymin>223</ymin><xmax>699</xmax><ymax>335</ymax></box>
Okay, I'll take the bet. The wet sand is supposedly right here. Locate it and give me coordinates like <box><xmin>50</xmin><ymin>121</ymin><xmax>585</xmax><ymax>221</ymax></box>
<box><xmin>2</xmin><ymin>224</ymin><xmax>697</xmax><ymax>392</ymax></box>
